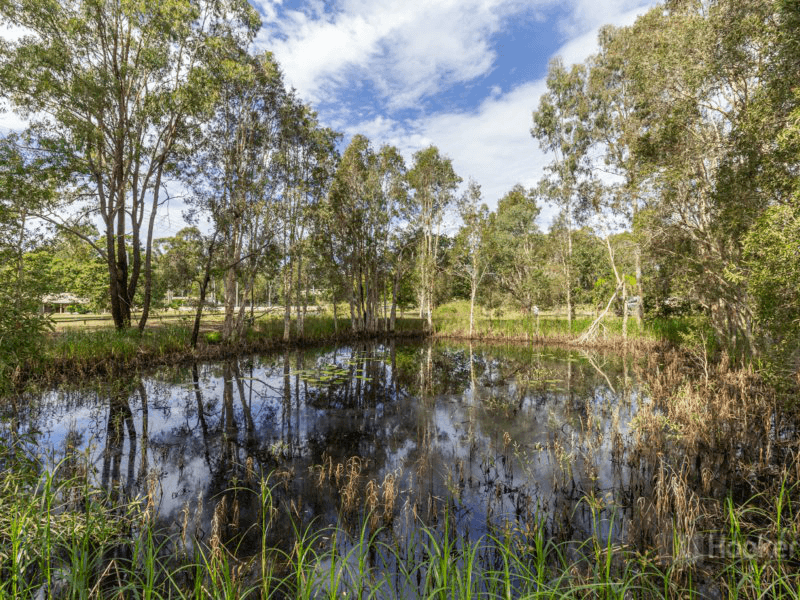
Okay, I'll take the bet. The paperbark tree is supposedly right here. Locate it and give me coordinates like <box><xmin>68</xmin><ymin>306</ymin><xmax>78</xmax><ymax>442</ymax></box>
<box><xmin>588</xmin><ymin>25</ymin><xmax>650</xmax><ymax>326</ymax></box>
<box><xmin>276</xmin><ymin>98</ymin><xmax>339</xmax><ymax>341</ymax></box>
<box><xmin>453</xmin><ymin>180</ymin><xmax>495</xmax><ymax>337</ymax></box>
<box><xmin>187</xmin><ymin>51</ymin><xmax>285</xmax><ymax>343</ymax></box>
<box><xmin>324</xmin><ymin>135</ymin><xmax>408</xmax><ymax>334</ymax></box>
<box><xmin>618</xmin><ymin>0</ymin><xmax>771</xmax><ymax>355</ymax></box>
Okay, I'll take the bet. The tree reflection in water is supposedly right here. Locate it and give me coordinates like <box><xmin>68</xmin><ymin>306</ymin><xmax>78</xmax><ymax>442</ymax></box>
<box><xmin>9</xmin><ymin>341</ymin><xmax>648</xmax><ymax>556</ymax></box>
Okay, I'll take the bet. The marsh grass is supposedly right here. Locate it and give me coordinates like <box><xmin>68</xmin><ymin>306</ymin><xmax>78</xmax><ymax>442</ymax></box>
<box><xmin>431</xmin><ymin>301</ymin><xmax>684</xmax><ymax>349</ymax></box>
<box><xmin>8</xmin><ymin>299</ymin><xmax>698</xmax><ymax>394</ymax></box>
<box><xmin>4</xmin><ymin>335</ymin><xmax>800</xmax><ymax>598</ymax></box>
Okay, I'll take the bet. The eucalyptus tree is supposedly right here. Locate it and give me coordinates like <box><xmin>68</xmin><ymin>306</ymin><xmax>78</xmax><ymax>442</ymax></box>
<box><xmin>324</xmin><ymin>135</ymin><xmax>379</xmax><ymax>333</ymax></box>
<box><xmin>588</xmin><ymin>25</ymin><xmax>650</xmax><ymax>326</ymax></box>
<box><xmin>276</xmin><ymin>97</ymin><xmax>339</xmax><ymax>341</ymax></box>
<box><xmin>615</xmin><ymin>0</ymin><xmax>776</xmax><ymax>353</ymax></box>
<box><xmin>531</xmin><ymin>58</ymin><xmax>594</xmax><ymax>331</ymax></box>
<box><xmin>0</xmin><ymin>134</ymin><xmax>58</xmax><ymax>301</ymax></box>
<box><xmin>452</xmin><ymin>180</ymin><xmax>494</xmax><ymax>336</ymax></box>
<box><xmin>323</xmin><ymin>135</ymin><xmax>409</xmax><ymax>333</ymax></box>
<box><xmin>377</xmin><ymin>144</ymin><xmax>412</xmax><ymax>331</ymax></box>
<box><xmin>153</xmin><ymin>227</ymin><xmax>204</xmax><ymax>300</ymax></box>
<box><xmin>0</xmin><ymin>0</ymin><xmax>260</xmax><ymax>330</ymax></box>
<box><xmin>0</xmin><ymin>135</ymin><xmax>56</xmax><ymax>393</ymax></box>
<box><xmin>407</xmin><ymin>146</ymin><xmax>461</xmax><ymax>331</ymax></box>
<box><xmin>491</xmin><ymin>184</ymin><xmax>549</xmax><ymax>315</ymax></box>
<box><xmin>188</xmin><ymin>51</ymin><xmax>285</xmax><ymax>342</ymax></box>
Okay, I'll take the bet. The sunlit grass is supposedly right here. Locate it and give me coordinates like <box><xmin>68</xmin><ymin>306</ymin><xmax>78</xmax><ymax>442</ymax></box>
<box><xmin>49</xmin><ymin>324</ymin><xmax>189</xmax><ymax>356</ymax></box>
<box><xmin>432</xmin><ymin>299</ymin><xmax>689</xmax><ymax>344</ymax></box>
<box><xmin>16</xmin><ymin>314</ymin><xmax>427</xmax><ymax>389</ymax></box>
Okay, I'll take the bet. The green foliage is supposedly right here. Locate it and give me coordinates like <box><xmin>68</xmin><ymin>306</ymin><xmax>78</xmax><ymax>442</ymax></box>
<box><xmin>408</xmin><ymin>146</ymin><xmax>462</xmax><ymax>329</ymax></box>
<box><xmin>0</xmin><ymin>137</ymin><xmax>56</xmax><ymax>394</ymax></box>
<box><xmin>320</xmin><ymin>135</ymin><xmax>409</xmax><ymax>333</ymax></box>
<box><xmin>743</xmin><ymin>203</ymin><xmax>800</xmax><ymax>383</ymax></box>
<box><xmin>205</xmin><ymin>331</ymin><xmax>222</xmax><ymax>344</ymax></box>
<box><xmin>3</xmin><ymin>437</ymin><xmax>796</xmax><ymax>598</ymax></box>
<box><xmin>491</xmin><ymin>184</ymin><xmax>550</xmax><ymax>312</ymax></box>
<box><xmin>0</xmin><ymin>291</ymin><xmax>52</xmax><ymax>395</ymax></box>
<box><xmin>0</xmin><ymin>0</ymin><xmax>262</xmax><ymax>330</ymax></box>
<box><xmin>24</xmin><ymin>242</ymin><xmax>108</xmax><ymax>312</ymax></box>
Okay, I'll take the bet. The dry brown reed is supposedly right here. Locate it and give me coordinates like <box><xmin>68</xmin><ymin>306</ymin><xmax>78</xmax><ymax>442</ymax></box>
<box><xmin>194</xmin><ymin>490</ymin><xmax>204</xmax><ymax>540</ymax></box>
<box><xmin>180</xmin><ymin>501</ymin><xmax>190</xmax><ymax>550</ymax></box>
<box><xmin>625</xmin><ymin>347</ymin><xmax>800</xmax><ymax>585</ymax></box>
<box><xmin>209</xmin><ymin>495</ymin><xmax>227</xmax><ymax>561</ymax></box>
<box><xmin>382</xmin><ymin>471</ymin><xmax>398</xmax><ymax>522</ymax></box>
<box><xmin>309</xmin><ymin>456</ymin><xmax>402</xmax><ymax>526</ymax></box>
<box><xmin>245</xmin><ymin>456</ymin><xmax>256</xmax><ymax>483</ymax></box>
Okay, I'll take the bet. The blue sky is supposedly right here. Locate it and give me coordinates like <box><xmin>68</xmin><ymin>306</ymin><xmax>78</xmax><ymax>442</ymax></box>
<box><xmin>1</xmin><ymin>0</ymin><xmax>657</xmax><ymax>235</ymax></box>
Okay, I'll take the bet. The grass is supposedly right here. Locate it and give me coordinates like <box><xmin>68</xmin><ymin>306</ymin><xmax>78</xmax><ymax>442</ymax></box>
<box><xmin>10</xmin><ymin>314</ymin><xmax>427</xmax><ymax>390</ymax></box>
<box><xmin>2</xmin><ymin>297</ymin><xmax>713</xmax><ymax>395</ymax></box>
<box><xmin>431</xmin><ymin>300</ymin><xmax>686</xmax><ymax>346</ymax></box>
<box><xmin>1</xmin><ymin>434</ymin><xmax>798</xmax><ymax>599</ymax></box>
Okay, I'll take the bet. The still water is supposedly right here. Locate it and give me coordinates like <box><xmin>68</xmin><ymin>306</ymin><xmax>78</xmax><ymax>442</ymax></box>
<box><xmin>8</xmin><ymin>341</ymin><xmax>648</xmax><ymax>554</ymax></box>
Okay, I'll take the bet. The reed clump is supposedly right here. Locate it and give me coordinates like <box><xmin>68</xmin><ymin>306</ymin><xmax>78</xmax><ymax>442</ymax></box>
<box><xmin>3</xmin><ymin>341</ymin><xmax>800</xmax><ymax>598</ymax></box>
<box><xmin>310</xmin><ymin>454</ymin><xmax>401</xmax><ymax>528</ymax></box>
<box><xmin>624</xmin><ymin>348</ymin><xmax>800</xmax><ymax>592</ymax></box>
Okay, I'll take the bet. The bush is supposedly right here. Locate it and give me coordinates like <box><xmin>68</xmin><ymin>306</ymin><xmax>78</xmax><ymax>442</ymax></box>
<box><xmin>204</xmin><ymin>331</ymin><xmax>222</xmax><ymax>344</ymax></box>
<box><xmin>0</xmin><ymin>292</ymin><xmax>52</xmax><ymax>394</ymax></box>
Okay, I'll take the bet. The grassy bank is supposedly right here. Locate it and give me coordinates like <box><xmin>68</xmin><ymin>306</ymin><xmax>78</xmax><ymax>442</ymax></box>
<box><xmin>1</xmin><ymin>438</ymin><xmax>798</xmax><ymax>599</ymax></box>
<box><xmin>431</xmin><ymin>300</ymin><xmax>697</xmax><ymax>346</ymax></box>
<box><xmin>12</xmin><ymin>315</ymin><xmax>427</xmax><ymax>389</ymax></box>
<box><xmin>4</xmin><ymin>301</ymin><xmax>708</xmax><ymax>394</ymax></box>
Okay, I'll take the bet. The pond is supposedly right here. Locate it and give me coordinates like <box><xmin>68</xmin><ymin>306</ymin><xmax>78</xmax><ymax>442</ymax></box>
<box><xmin>7</xmin><ymin>341</ymin><xmax>651</xmax><ymax>551</ymax></box>
<box><xmin>5</xmin><ymin>339</ymin><xmax>797</xmax><ymax>597</ymax></box>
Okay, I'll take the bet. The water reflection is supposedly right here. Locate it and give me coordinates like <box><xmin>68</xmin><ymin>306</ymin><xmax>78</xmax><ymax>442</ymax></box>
<box><xmin>7</xmin><ymin>341</ymin><xmax>644</xmax><ymax>552</ymax></box>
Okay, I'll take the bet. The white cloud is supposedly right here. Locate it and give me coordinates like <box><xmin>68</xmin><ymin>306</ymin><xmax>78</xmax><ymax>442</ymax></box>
<box><xmin>557</xmin><ymin>0</ymin><xmax>650</xmax><ymax>38</ymax></box>
<box><xmin>256</xmin><ymin>0</ymin><xmax>655</xmax><ymax>114</ymax></box>
<box><xmin>0</xmin><ymin>104</ymin><xmax>29</xmax><ymax>133</ymax></box>
<box><xmin>1</xmin><ymin>0</ymin><xmax>657</xmax><ymax>237</ymax></box>
<box><xmin>256</xmin><ymin>0</ymin><xmax>547</xmax><ymax>110</ymax></box>
<box><xmin>416</xmin><ymin>81</ymin><xmax>549</xmax><ymax>203</ymax></box>
<box><xmin>0</xmin><ymin>22</ymin><xmax>29</xmax><ymax>42</ymax></box>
